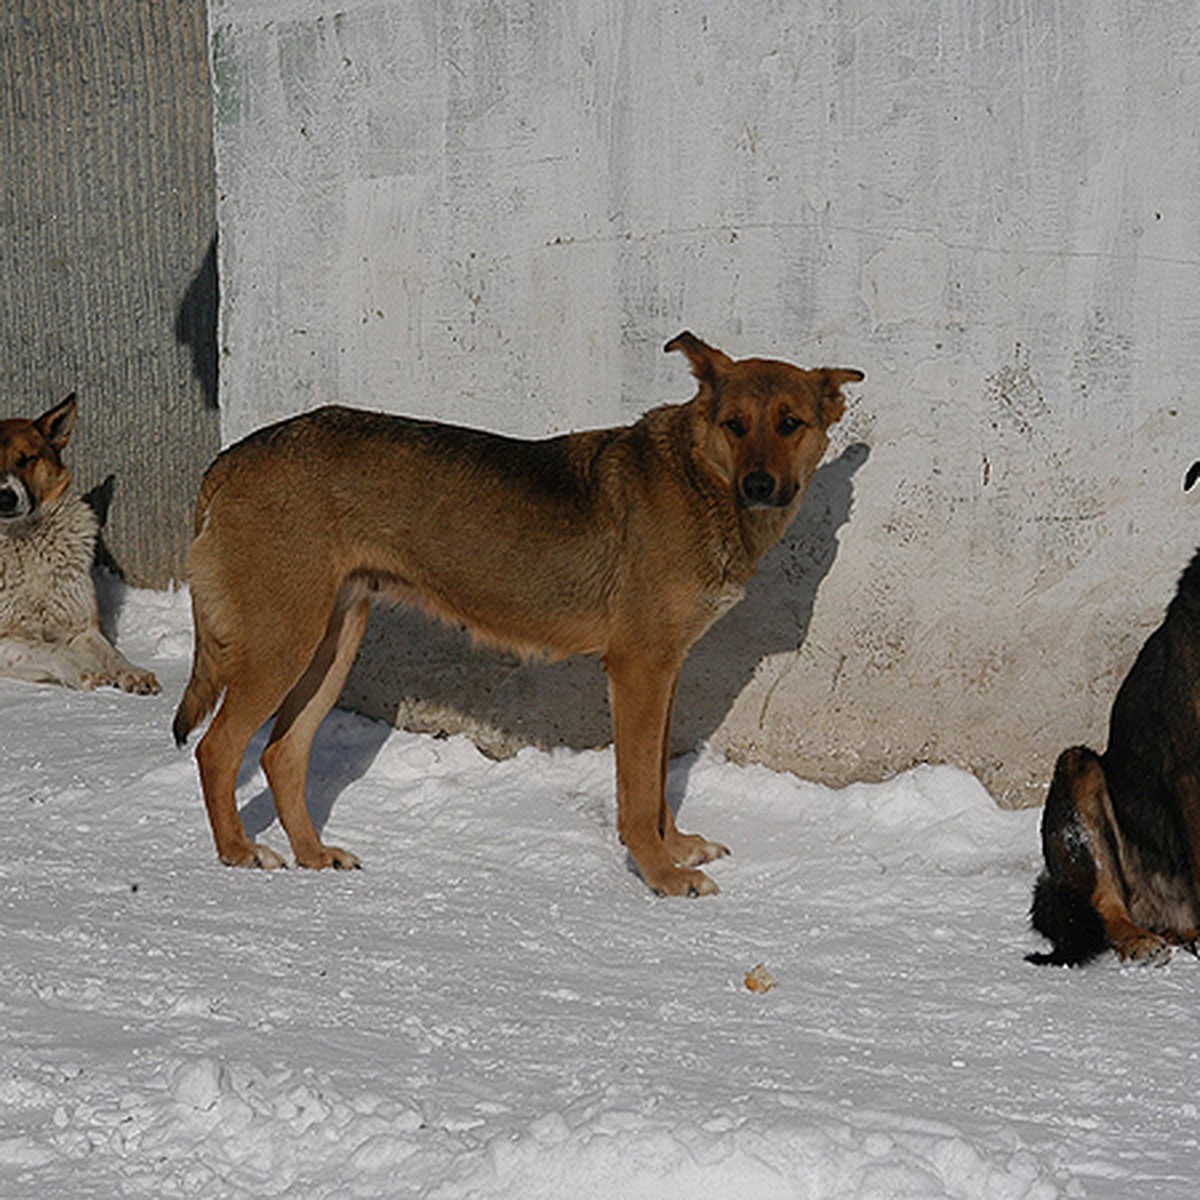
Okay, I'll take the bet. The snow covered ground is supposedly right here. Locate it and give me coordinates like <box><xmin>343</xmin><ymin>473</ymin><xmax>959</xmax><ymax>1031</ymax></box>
<box><xmin>3</xmin><ymin>585</ymin><xmax>1199</xmax><ymax>1198</ymax></box>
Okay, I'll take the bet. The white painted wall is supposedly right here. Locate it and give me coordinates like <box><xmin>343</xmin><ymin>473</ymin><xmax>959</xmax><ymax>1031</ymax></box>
<box><xmin>209</xmin><ymin>0</ymin><xmax>1200</xmax><ymax>804</ymax></box>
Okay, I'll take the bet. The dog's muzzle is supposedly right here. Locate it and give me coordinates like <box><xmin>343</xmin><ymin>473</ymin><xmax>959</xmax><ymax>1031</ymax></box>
<box><xmin>0</xmin><ymin>477</ymin><xmax>32</xmax><ymax>520</ymax></box>
<box><xmin>738</xmin><ymin>470</ymin><xmax>787</xmax><ymax>509</ymax></box>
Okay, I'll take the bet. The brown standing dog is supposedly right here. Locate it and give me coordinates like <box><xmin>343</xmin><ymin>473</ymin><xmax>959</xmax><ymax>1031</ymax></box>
<box><xmin>174</xmin><ymin>333</ymin><xmax>862</xmax><ymax>895</ymax></box>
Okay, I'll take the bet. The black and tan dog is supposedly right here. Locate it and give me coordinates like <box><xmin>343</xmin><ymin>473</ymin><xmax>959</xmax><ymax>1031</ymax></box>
<box><xmin>0</xmin><ymin>395</ymin><xmax>158</xmax><ymax>694</ymax></box>
<box><xmin>174</xmin><ymin>333</ymin><xmax>862</xmax><ymax>895</ymax></box>
<box><xmin>1029</xmin><ymin>465</ymin><xmax>1200</xmax><ymax>963</ymax></box>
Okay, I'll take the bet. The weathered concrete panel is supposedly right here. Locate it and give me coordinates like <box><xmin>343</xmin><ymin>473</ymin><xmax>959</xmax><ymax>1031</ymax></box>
<box><xmin>209</xmin><ymin>0</ymin><xmax>1200</xmax><ymax>804</ymax></box>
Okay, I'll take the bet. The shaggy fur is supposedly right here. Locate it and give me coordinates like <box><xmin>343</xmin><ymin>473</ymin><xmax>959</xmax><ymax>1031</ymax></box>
<box><xmin>0</xmin><ymin>396</ymin><xmax>158</xmax><ymax>693</ymax></box>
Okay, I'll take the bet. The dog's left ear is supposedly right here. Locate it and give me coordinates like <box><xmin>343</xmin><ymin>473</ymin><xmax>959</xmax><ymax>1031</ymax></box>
<box><xmin>35</xmin><ymin>393</ymin><xmax>78</xmax><ymax>450</ymax></box>
<box><xmin>817</xmin><ymin>368</ymin><xmax>864</xmax><ymax>427</ymax></box>
<box><xmin>665</xmin><ymin>332</ymin><xmax>735</xmax><ymax>388</ymax></box>
<box><xmin>1186</xmin><ymin>461</ymin><xmax>1200</xmax><ymax>492</ymax></box>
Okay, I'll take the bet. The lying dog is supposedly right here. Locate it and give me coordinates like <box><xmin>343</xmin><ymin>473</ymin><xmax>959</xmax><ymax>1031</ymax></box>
<box><xmin>0</xmin><ymin>395</ymin><xmax>159</xmax><ymax>694</ymax></box>
<box><xmin>174</xmin><ymin>333</ymin><xmax>862</xmax><ymax>895</ymax></box>
<box><xmin>1029</xmin><ymin>465</ymin><xmax>1200</xmax><ymax>963</ymax></box>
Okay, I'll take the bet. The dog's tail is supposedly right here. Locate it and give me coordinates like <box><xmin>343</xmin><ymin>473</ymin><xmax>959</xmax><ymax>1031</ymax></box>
<box><xmin>172</xmin><ymin>601</ymin><xmax>224</xmax><ymax>747</ymax></box>
<box><xmin>173</xmin><ymin>463</ymin><xmax>231</xmax><ymax>748</ymax></box>
<box><xmin>1026</xmin><ymin>873</ymin><xmax>1109</xmax><ymax>966</ymax></box>
<box><xmin>1026</xmin><ymin>746</ymin><xmax>1112</xmax><ymax>966</ymax></box>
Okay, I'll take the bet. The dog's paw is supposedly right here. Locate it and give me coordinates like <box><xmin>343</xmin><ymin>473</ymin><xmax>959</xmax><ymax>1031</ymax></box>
<box><xmin>1114</xmin><ymin>930</ymin><xmax>1172</xmax><ymax>964</ymax></box>
<box><xmin>120</xmin><ymin>668</ymin><xmax>160</xmax><ymax>696</ymax></box>
<box><xmin>78</xmin><ymin>665</ymin><xmax>160</xmax><ymax>695</ymax></box>
<box><xmin>650</xmin><ymin>865</ymin><xmax>720</xmax><ymax>898</ymax></box>
<box><xmin>221</xmin><ymin>843</ymin><xmax>288</xmax><ymax>870</ymax></box>
<box><xmin>1164</xmin><ymin>929</ymin><xmax>1200</xmax><ymax>957</ymax></box>
<box><xmin>296</xmin><ymin>845</ymin><xmax>362</xmax><ymax>870</ymax></box>
<box><xmin>665</xmin><ymin>831</ymin><xmax>730</xmax><ymax>868</ymax></box>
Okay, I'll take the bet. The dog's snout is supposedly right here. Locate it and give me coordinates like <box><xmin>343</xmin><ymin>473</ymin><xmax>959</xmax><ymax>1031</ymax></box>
<box><xmin>0</xmin><ymin>483</ymin><xmax>23</xmax><ymax>518</ymax></box>
<box><xmin>739</xmin><ymin>471</ymin><xmax>777</xmax><ymax>507</ymax></box>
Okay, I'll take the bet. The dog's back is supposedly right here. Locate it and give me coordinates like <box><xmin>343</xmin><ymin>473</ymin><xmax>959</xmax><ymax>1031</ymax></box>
<box><xmin>176</xmin><ymin>407</ymin><xmax>631</xmax><ymax>744</ymax></box>
<box><xmin>174</xmin><ymin>397</ymin><xmax>782</xmax><ymax>743</ymax></box>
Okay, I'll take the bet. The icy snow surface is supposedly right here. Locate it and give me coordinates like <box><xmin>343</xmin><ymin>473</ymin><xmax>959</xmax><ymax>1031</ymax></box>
<box><xmin>2</xmin><ymin>586</ymin><xmax>1199</xmax><ymax>1198</ymax></box>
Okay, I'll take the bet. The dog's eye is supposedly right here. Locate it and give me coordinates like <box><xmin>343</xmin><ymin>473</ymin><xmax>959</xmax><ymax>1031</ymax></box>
<box><xmin>778</xmin><ymin>416</ymin><xmax>806</xmax><ymax>436</ymax></box>
<box><xmin>15</xmin><ymin>454</ymin><xmax>33</xmax><ymax>469</ymax></box>
<box><xmin>722</xmin><ymin>417</ymin><xmax>748</xmax><ymax>438</ymax></box>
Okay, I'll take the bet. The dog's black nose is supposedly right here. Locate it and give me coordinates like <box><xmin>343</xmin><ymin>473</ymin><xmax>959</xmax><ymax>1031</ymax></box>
<box><xmin>740</xmin><ymin>471</ymin><xmax>777</xmax><ymax>506</ymax></box>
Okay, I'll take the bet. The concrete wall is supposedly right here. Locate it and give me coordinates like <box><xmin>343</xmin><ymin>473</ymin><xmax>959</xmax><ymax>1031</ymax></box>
<box><xmin>209</xmin><ymin>0</ymin><xmax>1200</xmax><ymax>805</ymax></box>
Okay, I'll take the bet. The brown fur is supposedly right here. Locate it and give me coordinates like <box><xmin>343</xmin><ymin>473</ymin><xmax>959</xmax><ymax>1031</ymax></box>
<box><xmin>0</xmin><ymin>395</ymin><xmax>159</xmax><ymax>694</ymax></box>
<box><xmin>174</xmin><ymin>333</ymin><xmax>862</xmax><ymax>895</ymax></box>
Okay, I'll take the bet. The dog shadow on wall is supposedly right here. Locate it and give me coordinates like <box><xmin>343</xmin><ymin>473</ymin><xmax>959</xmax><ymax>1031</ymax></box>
<box><xmin>237</xmin><ymin>442</ymin><xmax>871</xmax><ymax>845</ymax></box>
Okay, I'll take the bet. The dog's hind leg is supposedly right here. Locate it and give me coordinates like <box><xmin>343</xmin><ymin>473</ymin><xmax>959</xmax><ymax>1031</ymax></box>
<box><xmin>195</xmin><ymin>675</ymin><xmax>292</xmax><ymax>870</ymax></box>
<box><xmin>260</xmin><ymin>592</ymin><xmax>370</xmax><ymax>869</ymax></box>
<box><xmin>1029</xmin><ymin>746</ymin><xmax>1167</xmax><ymax>964</ymax></box>
<box><xmin>606</xmin><ymin>651</ymin><xmax>718</xmax><ymax>896</ymax></box>
<box><xmin>1028</xmin><ymin>747</ymin><xmax>1108</xmax><ymax>965</ymax></box>
<box><xmin>1077</xmin><ymin>753</ymin><xmax>1174</xmax><ymax>961</ymax></box>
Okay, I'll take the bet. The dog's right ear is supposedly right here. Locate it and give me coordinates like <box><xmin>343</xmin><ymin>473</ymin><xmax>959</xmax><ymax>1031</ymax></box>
<box><xmin>664</xmin><ymin>332</ymin><xmax>734</xmax><ymax>388</ymax></box>
<box><xmin>1186</xmin><ymin>461</ymin><xmax>1200</xmax><ymax>492</ymax></box>
<box><xmin>816</xmin><ymin>368</ymin><xmax>865</xmax><ymax>428</ymax></box>
<box><xmin>35</xmin><ymin>393</ymin><xmax>78</xmax><ymax>450</ymax></box>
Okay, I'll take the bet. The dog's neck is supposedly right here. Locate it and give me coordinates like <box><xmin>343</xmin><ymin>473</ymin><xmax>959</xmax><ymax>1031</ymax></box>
<box><xmin>0</xmin><ymin>491</ymin><xmax>94</xmax><ymax>542</ymax></box>
<box><xmin>736</xmin><ymin>503</ymin><xmax>797</xmax><ymax>568</ymax></box>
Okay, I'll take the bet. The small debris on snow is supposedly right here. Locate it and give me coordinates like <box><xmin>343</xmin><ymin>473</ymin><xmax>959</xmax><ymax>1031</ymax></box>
<box><xmin>744</xmin><ymin>963</ymin><xmax>777</xmax><ymax>993</ymax></box>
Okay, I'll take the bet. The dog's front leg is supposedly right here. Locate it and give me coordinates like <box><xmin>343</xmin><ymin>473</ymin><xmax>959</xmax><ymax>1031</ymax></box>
<box><xmin>605</xmin><ymin>651</ymin><xmax>719</xmax><ymax>897</ymax></box>
<box><xmin>653</xmin><ymin>673</ymin><xmax>729</xmax><ymax>869</ymax></box>
<box><xmin>67</xmin><ymin>626</ymin><xmax>160</xmax><ymax>695</ymax></box>
<box><xmin>0</xmin><ymin>636</ymin><xmax>92</xmax><ymax>688</ymax></box>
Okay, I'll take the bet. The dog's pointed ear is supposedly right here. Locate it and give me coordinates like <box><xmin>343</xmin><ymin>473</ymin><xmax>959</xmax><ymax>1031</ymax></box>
<box><xmin>817</xmin><ymin>368</ymin><xmax>863</xmax><ymax>427</ymax></box>
<box><xmin>664</xmin><ymin>332</ymin><xmax>734</xmax><ymax>386</ymax></box>
<box><xmin>1186</xmin><ymin>461</ymin><xmax>1200</xmax><ymax>492</ymax></box>
<box><xmin>35</xmin><ymin>393</ymin><xmax>78</xmax><ymax>450</ymax></box>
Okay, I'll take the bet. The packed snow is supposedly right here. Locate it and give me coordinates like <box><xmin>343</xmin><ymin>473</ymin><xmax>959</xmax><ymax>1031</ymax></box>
<box><xmin>3</xmin><ymin>583</ymin><xmax>1200</xmax><ymax>1198</ymax></box>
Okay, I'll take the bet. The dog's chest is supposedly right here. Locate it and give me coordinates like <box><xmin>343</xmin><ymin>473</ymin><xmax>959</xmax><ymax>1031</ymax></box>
<box><xmin>0</xmin><ymin>496</ymin><xmax>98</xmax><ymax>637</ymax></box>
<box><xmin>704</xmin><ymin>580</ymin><xmax>746</xmax><ymax>620</ymax></box>
<box><xmin>686</xmin><ymin>580</ymin><xmax>746</xmax><ymax>643</ymax></box>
